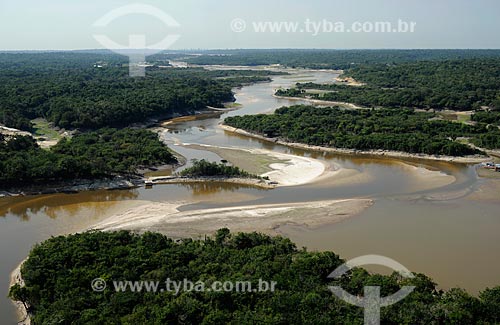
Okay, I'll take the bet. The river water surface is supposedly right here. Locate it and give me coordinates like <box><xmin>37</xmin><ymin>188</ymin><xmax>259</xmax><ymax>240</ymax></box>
<box><xmin>1</xmin><ymin>67</ymin><xmax>499</xmax><ymax>323</ymax></box>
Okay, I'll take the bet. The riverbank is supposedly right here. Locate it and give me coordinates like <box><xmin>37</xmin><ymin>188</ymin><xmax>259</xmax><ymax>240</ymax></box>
<box><xmin>272</xmin><ymin>94</ymin><xmax>364</xmax><ymax>109</ymax></box>
<box><xmin>146</xmin><ymin>176</ymin><xmax>276</xmax><ymax>189</ymax></box>
<box><xmin>220</xmin><ymin>124</ymin><xmax>491</xmax><ymax>164</ymax></box>
<box><xmin>0</xmin><ymin>177</ymin><xmax>142</xmax><ymax>198</ymax></box>
<box><xmin>0</xmin><ymin>127</ymin><xmax>188</xmax><ymax>197</ymax></box>
<box><xmin>9</xmin><ymin>260</ymin><xmax>30</xmax><ymax>325</ymax></box>
<box><xmin>0</xmin><ymin>125</ymin><xmax>31</xmax><ymax>137</ymax></box>
<box><xmin>334</xmin><ymin>74</ymin><xmax>366</xmax><ymax>86</ymax></box>
<box><xmin>0</xmin><ymin>160</ymin><xmax>184</xmax><ymax>197</ymax></box>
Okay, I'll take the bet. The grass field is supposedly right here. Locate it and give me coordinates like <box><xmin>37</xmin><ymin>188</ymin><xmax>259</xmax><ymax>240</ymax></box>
<box><xmin>32</xmin><ymin>118</ymin><xmax>61</xmax><ymax>140</ymax></box>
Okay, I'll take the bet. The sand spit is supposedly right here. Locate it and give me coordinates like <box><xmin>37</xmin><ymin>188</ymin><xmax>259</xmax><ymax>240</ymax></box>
<box><xmin>147</xmin><ymin>176</ymin><xmax>276</xmax><ymax>189</ymax></box>
<box><xmin>93</xmin><ymin>199</ymin><xmax>374</xmax><ymax>238</ymax></box>
<box><xmin>182</xmin><ymin>144</ymin><xmax>329</xmax><ymax>187</ymax></box>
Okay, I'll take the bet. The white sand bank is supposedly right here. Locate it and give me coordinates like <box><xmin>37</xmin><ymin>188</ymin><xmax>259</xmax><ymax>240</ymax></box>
<box><xmin>259</xmin><ymin>150</ymin><xmax>326</xmax><ymax>186</ymax></box>
<box><xmin>92</xmin><ymin>199</ymin><xmax>374</xmax><ymax>238</ymax></box>
<box><xmin>186</xmin><ymin>144</ymin><xmax>328</xmax><ymax>187</ymax></box>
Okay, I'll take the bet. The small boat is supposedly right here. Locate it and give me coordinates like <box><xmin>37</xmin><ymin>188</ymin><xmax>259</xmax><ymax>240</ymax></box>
<box><xmin>481</xmin><ymin>162</ymin><xmax>496</xmax><ymax>169</ymax></box>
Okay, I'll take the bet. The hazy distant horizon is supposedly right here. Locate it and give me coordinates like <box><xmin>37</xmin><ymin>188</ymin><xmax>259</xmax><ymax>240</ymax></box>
<box><xmin>1</xmin><ymin>0</ymin><xmax>499</xmax><ymax>51</ymax></box>
<box><xmin>1</xmin><ymin>48</ymin><xmax>500</xmax><ymax>53</ymax></box>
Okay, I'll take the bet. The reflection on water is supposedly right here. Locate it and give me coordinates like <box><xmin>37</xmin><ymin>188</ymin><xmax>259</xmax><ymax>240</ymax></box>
<box><xmin>0</xmin><ymin>190</ymin><xmax>139</xmax><ymax>221</ymax></box>
<box><xmin>164</xmin><ymin>112</ymin><xmax>223</xmax><ymax>134</ymax></box>
<box><xmin>0</xmin><ymin>183</ymin><xmax>268</xmax><ymax>221</ymax></box>
<box><xmin>183</xmin><ymin>182</ymin><xmax>269</xmax><ymax>196</ymax></box>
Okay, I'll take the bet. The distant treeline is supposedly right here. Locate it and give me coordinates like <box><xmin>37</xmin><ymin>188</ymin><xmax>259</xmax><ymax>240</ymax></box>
<box><xmin>276</xmin><ymin>58</ymin><xmax>500</xmax><ymax>111</ymax></box>
<box><xmin>181</xmin><ymin>49</ymin><xmax>500</xmax><ymax>69</ymax></box>
<box><xmin>10</xmin><ymin>229</ymin><xmax>500</xmax><ymax>324</ymax></box>
<box><xmin>0</xmin><ymin>52</ymin><xmax>281</xmax><ymax>131</ymax></box>
<box><xmin>224</xmin><ymin>105</ymin><xmax>498</xmax><ymax>155</ymax></box>
<box><xmin>0</xmin><ymin>128</ymin><xmax>175</xmax><ymax>187</ymax></box>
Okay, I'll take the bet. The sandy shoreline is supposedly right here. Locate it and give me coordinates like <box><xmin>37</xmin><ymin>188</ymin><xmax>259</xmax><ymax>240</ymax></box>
<box><xmin>8</xmin><ymin>196</ymin><xmax>372</xmax><ymax>323</ymax></box>
<box><xmin>397</xmin><ymin>162</ymin><xmax>457</xmax><ymax>192</ymax></box>
<box><xmin>9</xmin><ymin>260</ymin><xmax>30</xmax><ymax>325</ymax></box>
<box><xmin>181</xmin><ymin>144</ymin><xmax>329</xmax><ymax>187</ymax></box>
<box><xmin>178</xmin><ymin>142</ymin><xmax>457</xmax><ymax>193</ymax></box>
<box><xmin>219</xmin><ymin>124</ymin><xmax>491</xmax><ymax>164</ymax></box>
<box><xmin>0</xmin><ymin>125</ymin><xmax>32</xmax><ymax>137</ymax></box>
<box><xmin>183</xmin><ymin>144</ymin><xmax>287</xmax><ymax>175</ymax></box>
<box><xmin>261</xmin><ymin>150</ymin><xmax>328</xmax><ymax>186</ymax></box>
<box><xmin>147</xmin><ymin>176</ymin><xmax>276</xmax><ymax>189</ymax></box>
<box><xmin>334</xmin><ymin>75</ymin><xmax>366</xmax><ymax>87</ymax></box>
<box><xmin>92</xmin><ymin>199</ymin><xmax>374</xmax><ymax>238</ymax></box>
<box><xmin>273</xmin><ymin>94</ymin><xmax>363</xmax><ymax>109</ymax></box>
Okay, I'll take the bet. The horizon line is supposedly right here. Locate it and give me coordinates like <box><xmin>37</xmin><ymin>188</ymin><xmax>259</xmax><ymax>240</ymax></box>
<box><xmin>1</xmin><ymin>47</ymin><xmax>500</xmax><ymax>52</ymax></box>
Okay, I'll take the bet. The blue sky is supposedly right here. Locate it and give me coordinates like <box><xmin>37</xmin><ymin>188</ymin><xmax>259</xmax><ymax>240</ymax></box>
<box><xmin>1</xmin><ymin>0</ymin><xmax>499</xmax><ymax>50</ymax></box>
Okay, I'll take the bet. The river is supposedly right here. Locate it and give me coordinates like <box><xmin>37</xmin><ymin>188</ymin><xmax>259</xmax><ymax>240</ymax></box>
<box><xmin>1</xmin><ymin>67</ymin><xmax>499</xmax><ymax>323</ymax></box>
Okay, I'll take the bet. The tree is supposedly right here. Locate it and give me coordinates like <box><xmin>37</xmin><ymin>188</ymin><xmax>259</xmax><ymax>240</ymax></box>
<box><xmin>480</xmin><ymin>287</ymin><xmax>500</xmax><ymax>323</ymax></box>
<box><xmin>9</xmin><ymin>283</ymin><xmax>30</xmax><ymax>311</ymax></box>
<box><xmin>215</xmin><ymin>228</ymin><xmax>231</xmax><ymax>245</ymax></box>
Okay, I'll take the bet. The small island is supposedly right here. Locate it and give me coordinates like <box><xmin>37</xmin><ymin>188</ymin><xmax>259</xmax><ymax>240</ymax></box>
<box><xmin>180</xmin><ymin>159</ymin><xmax>257</xmax><ymax>178</ymax></box>
<box><xmin>145</xmin><ymin>159</ymin><xmax>276</xmax><ymax>189</ymax></box>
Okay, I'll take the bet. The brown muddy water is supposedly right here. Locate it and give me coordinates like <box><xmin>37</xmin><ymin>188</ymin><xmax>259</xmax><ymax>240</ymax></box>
<box><xmin>1</xmin><ymin>67</ymin><xmax>499</xmax><ymax>322</ymax></box>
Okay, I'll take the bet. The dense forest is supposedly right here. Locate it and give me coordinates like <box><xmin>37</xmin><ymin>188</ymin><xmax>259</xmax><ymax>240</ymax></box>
<box><xmin>471</xmin><ymin>128</ymin><xmax>500</xmax><ymax>150</ymax></box>
<box><xmin>3</xmin><ymin>51</ymin><xmax>499</xmax><ymax>131</ymax></box>
<box><xmin>276</xmin><ymin>58</ymin><xmax>500</xmax><ymax>111</ymax></box>
<box><xmin>0</xmin><ymin>52</ymin><xmax>280</xmax><ymax>131</ymax></box>
<box><xmin>180</xmin><ymin>159</ymin><xmax>257</xmax><ymax>178</ymax></box>
<box><xmin>472</xmin><ymin>111</ymin><xmax>500</xmax><ymax>125</ymax></box>
<box><xmin>224</xmin><ymin>105</ymin><xmax>495</xmax><ymax>156</ymax></box>
<box><xmin>0</xmin><ymin>128</ymin><xmax>175</xmax><ymax>187</ymax></box>
<box><xmin>180</xmin><ymin>49</ymin><xmax>500</xmax><ymax>69</ymax></box>
<box><xmin>10</xmin><ymin>230</ymin><xmax>500</xmax><ymax>324</ymax></box>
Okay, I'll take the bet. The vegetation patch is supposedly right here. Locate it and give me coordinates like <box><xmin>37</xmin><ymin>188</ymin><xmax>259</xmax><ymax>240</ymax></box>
<box><xmin>277</xmin><ymin>59</ymin><xmax>500</xmax><ymax>111</ymax></box>
<box><xmin>472</xmin><ymin>111</ymin><xmax>500</xmax><ymax>126</ymax></box>
<box><xmin>0</xmin><ymin>128</ymin><xmax>176</xmax><ymax>187</ymax></box>
<box><xmin>224</xmin><ymin>105</ymin><xmax>494</xmax><ymax>156</ymax></box>
<box><xmin>0</xmin><ymin>53</ymin><xmax>282</xmax><ymax>131</ymax></box>
<box><xmin>10</xmin><ymin>230</ymin><xmax>500</xmax><ymax>324</ymax></box>
<box><xmin>180</xmin><ymin>159</ymin><xmax>259</xmax><ymax>179</ymax></box>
